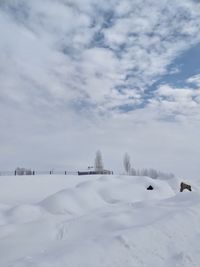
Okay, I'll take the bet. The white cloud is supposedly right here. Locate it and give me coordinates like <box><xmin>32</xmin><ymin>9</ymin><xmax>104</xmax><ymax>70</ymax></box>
<box><xmin>147</xmin><ymin>83</ymin><xmax>200</xmax><ymax>122</ymax></box>
<box><xmin>187</xmin><ymin>74</ymin><xmax>200</xmax><ymax>87</ymax></box>
<box><xmin>1</xmin><ymin>0</ymin><xmax>200</xmax><ymax>178</ymax></box>
<box><xmin>1</xmin><ymin>0</ymin><xmax>200</xmax><ymax>111</ymax></box>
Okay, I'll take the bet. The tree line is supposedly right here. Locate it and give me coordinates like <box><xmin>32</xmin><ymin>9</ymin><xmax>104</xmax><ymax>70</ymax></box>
<box><xmin>11</xmin><ymin>150</ymin><xmax>174</xmax><ymax>179</ymax></box>
<box><xmin>93</xmin><ymin>150</ymin><xmax>174</xmax><ymax>179</ymax></box>
<box><xmin>123</xmin><ymin>152</ymin><xmax>174</xmax><ymax>179</ymax></box>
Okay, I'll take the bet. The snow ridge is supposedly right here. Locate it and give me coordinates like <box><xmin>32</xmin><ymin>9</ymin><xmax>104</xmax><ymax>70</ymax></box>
<box><xmin>0</xmin><ymin>174</ymin><xmax>199</xmax><ymax>267</ymax></box>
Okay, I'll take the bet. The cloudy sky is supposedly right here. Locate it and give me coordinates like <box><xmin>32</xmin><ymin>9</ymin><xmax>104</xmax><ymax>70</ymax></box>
<box><xmin>1</xmin><ymin>0</ymin><xmax>200</xmax><ymax>179</ymax></box>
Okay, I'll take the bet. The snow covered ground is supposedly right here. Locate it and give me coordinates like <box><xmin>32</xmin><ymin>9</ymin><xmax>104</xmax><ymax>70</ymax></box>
<box><xmin>0</xmin><ymin>174</ymin><xmax>200</xmax><ymax>267</ymax></box>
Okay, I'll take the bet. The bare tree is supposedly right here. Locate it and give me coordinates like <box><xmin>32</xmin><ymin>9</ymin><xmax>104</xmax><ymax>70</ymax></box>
<box><xmin>129</xmin><ymin>167</ymin><xmax>174</xmax><ymax>179</ymax></box>
<box><xmin>94</xmin><ymin>150</ymin><xmax>104</xmax><ymax>172</ymax></box>
<box><xmin>130</xmin><ymin>167</ymin><xmax>136</xmax><ymax>175</ymax></box>
<box><xmin>123</xmin><ymin>153</ymin><xmax>131</xmax><ymax>174</ymax></box>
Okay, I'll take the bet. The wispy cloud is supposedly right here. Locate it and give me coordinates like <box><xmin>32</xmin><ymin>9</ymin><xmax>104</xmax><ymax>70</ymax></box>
<box><xmin>1</xmin><ymin>0</ymin><xmax>200</xmax><ymax>177</ymax></box>
<box><xmin>1</xmin><ymin>0</ymin><xmax>200</xmax><ymax>113</ymax></box>
<box><xmin>187</xmin><ymin>73</ymin><xmax>200</xmax><ymax>87</ymax></box>
<box><xmin>149</xmin><ymin>83</ymin><xmax>200</xmax><ymax>122</ymax></box>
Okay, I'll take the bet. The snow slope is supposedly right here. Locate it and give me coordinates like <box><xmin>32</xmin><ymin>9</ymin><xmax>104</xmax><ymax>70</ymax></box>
<box><xmin>0</xmin><ymin>174</ymin><xmax>199</xmax><ymax>267</ymax></box>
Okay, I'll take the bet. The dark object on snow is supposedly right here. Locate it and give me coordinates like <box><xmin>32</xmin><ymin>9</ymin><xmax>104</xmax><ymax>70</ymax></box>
<box><xmin>15</xmin><ymin>167</ymin><xmax>32</xmax><ymax>175</ymax></box>
<box><xmin>78</xmin><ymin>170</ymin><xmax>113</xmax><ymax>175</ymax></box>
<box><xmin>147</xmin><ymin>185</ymin><xmax>154</xmax><ymax>190</ymax></box>
<box><xmin>180</xmin><ymin>182</ymin><xmax>192</xmax><ymax>192</ymax></box>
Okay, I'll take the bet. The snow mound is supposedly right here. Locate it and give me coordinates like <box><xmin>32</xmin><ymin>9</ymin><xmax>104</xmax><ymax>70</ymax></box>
<box><xmin>40</xmin><ymin>175</ymin><xmax>175</xmax><ymax>215</ymax></box>
<box><xmin>40</xmin><ymin>186</ymin><xmax>105</xmax><ymax>215</ymax></box>
<box><xmin>5</xmin><ymin>204</ymin><xmax>44</xmax><ymax>224</ymax></box>
<box><xmin>98</xmin><ymin>176</ymin><xmax>175</xmax><ymax>203</ymax></box>
<box><xmin>0</xmin><ymin>174</ymin><xmax>200</xmax><ymax>267</ymax></box>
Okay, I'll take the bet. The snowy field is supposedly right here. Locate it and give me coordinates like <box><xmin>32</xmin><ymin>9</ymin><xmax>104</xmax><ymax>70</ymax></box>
<box><xmin>0</xmin><ymin>174</ymin><xmax>200</xmax><ymax>267</ymax></box>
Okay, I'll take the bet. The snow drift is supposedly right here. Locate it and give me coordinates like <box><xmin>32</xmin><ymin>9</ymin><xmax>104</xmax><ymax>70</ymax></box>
<box><xmin>0</xmin><ymin>174</ymin><xmax>199</xmax><ymax>267</ymax></box>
